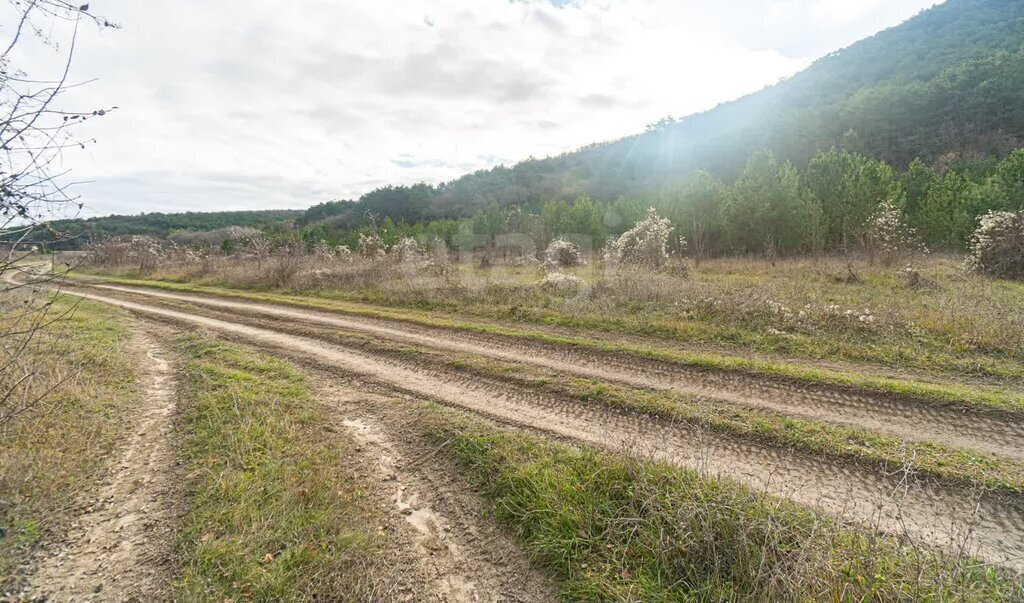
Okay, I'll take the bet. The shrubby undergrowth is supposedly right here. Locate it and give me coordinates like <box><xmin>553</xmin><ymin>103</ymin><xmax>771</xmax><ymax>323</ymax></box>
<box><xmin>966</xmin><ymin>210</ymin><xmax>1024</xmax><ymax>280</ymax></box>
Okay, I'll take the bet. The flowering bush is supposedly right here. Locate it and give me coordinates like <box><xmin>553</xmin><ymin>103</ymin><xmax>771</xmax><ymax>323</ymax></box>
<box><xmin>390</xmin><ymin>237</ymin><xmax>424</xmax><ymax>263</ymax></box>
<box><xmin>604</xmin><ymin>208</ymin><xmax>673</xmax><ymax>269</ymax></box>
<box><xmin>965</xmin><ymin>210</ymin><xmax>1024</xmax><ymax>280</ymax></box>
<box><xmin>426</xmin><ymin>239</ymin><xmax>450</xmax><ymax>268</ymax></box>
<box><xmin>86</xmin><ymin>235</ymin><xmax>163</xmax><ymax>272</ymax></box>
<box><xmin>864</xmin><ymin>201</ymin><xmax>927</xmax><ymax>266</ymax></box>
<box><xmin>544</xmin><ymin>239</ymin><xmax>583</xmax><ymax>268</ymax></box>
<box><xmin>311</xmin><ymin>241</ymin><xmax>336</xmax><ymax>260</ymax></box>
<box><xmin>358</xmin><ymin>233</ymin><xmax>385</xmax><ymax>258</ymax></box>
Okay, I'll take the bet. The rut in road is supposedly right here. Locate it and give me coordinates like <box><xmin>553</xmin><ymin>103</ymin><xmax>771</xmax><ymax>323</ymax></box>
<box><xmin>28</xmin><ymin>328</ymin><xmax>179</xmax><ymax>601</ymax></box>
<box><xmin>68</xmin><ymin>287</ymin><xmax>1024</xmax><ymax>571</ymax></box>
<box><xmin>85</xmin><ymin>282</ymin><xmax>1024</xmax><ymax>461</ymax></box>
<box><xmin>323</xmin><ymin>383</ymin><xmax>557</xmax><ymax>602</ymax></box>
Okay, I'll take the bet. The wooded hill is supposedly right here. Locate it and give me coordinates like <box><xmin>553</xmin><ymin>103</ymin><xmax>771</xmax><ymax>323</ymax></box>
<box><xmin>301</xmin><ymin>0</ymin><xmax>1024</xmax><ymax>230</ymax></box>
<box><xmin>38</xmin><ymin>0</ymin><xmax>1024</xmax><ymax>250</ymax></box>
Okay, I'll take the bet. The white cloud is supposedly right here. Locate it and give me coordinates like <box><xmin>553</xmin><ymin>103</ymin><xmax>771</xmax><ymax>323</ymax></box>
<box><xmin>7</xmin><ymin>0</ymin><xmax>941</xmax><ymax>217</ymax></box>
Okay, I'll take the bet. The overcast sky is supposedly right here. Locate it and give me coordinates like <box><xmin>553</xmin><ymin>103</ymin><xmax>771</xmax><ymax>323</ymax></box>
<box><xmin>11</xmin><ymin>0</ymin><xmax>941</xmax><ymax>218</ymax></box>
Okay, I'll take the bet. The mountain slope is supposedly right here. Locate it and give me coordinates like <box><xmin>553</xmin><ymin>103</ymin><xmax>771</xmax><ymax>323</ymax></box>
<box><xmin>311</xmin><ymin>0</ymin><xmax>1024</xmax><ymax>228</ymax></box>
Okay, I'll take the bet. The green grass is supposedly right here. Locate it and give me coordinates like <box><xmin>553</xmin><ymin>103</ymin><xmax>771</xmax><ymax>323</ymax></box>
<box><xmin>0</xmin><ymin>297</ymin><xmax>135</xmax><ymax>591</ymax></box>
<box><xmin>434</xmin><ymin>354</ymin><xmax>1024</xmax><ymax>494</ymax></box>
<box><xmin>418</xmin><ymin>405</ymin><xmax>1021</xmax><ymax>601</ymax></box>
<box><xmin>145</xmin><ymin>292</ymin><xmax>1021</xmax><ymax>498</ymax></box>
<box><xmin>175</xmin><ymin>336</ymin><xmax>383</xmax><ymax>601</ymax></box>
<box><xmin>81</xmin><ymin>275</ymin><xmax>1024</xmax><ymax>413</ymax></box>
<box><xmin>283</xmin><ymin>320</ymin><xmax>1022</xmax><ymax>495</ymax></box>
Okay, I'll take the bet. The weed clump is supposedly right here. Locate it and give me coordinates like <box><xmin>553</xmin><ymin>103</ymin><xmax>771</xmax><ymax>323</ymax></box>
<box><xmin>538</xmin><ymin>271</ymin><xmax>586</xmax><ymax>294</ymax></box>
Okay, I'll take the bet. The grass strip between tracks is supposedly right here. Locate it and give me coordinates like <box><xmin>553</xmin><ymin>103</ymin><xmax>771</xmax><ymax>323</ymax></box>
<box><xmin>67</xmin><ymin>282</ymin><xmax>1024</xmax><ymax>495</ymax></box>
<box><xmin>434</xmin><ymin>353</ymin><xmax>1024</xmax><ymax>494</ymax></box>
<box><xmin>82</xmin><ymin>275</ymin><xmax>1024</xmax><ymax>414</ymax></box>
<box><xmin>418</xmin><ymin>403</ymin><xmax>1021</xmax><ymax>601</ymax></box>
<box><xmin>174</xmin><ymin>336</ymin><xmax>383</xmax><ymax>600</ymax></box>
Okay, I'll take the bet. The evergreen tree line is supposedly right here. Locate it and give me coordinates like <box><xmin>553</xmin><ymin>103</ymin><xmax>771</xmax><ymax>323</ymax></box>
<box><xmin>293</xmin><ymin>147</ymin><xmax>1024</xmax><ymax>258</ymax></box>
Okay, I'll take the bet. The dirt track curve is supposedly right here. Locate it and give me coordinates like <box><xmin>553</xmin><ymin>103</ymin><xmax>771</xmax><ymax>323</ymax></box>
<box><xmin>86</xmin><ymin>282</ymin><xmax>1024</xmax><ymax>461</ymax></box>
<box><xmin>61</xmin><ymin>283</ymin><xmax>1024</xmax><ymax>571</ymax></box>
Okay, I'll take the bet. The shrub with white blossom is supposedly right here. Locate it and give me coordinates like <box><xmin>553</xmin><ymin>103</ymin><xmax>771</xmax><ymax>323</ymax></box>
<box><xmin>390</xmin><ymin>237</ymin><xmax>424</xmax><ymax>263</ymax></box>
<box><xmin>426</xmin><ymin>239</ymin><xmax>450</xmax><ymax>268</ymax></box>
<box><xmin>965</xmin><ymin>210</ymin><xmax>1024</xmax><ymax>280</ymax></box>
<box><xmin>604</xmin><ymin>208</ymin><xmax>673</xmax><ymax>269</ymax></box>
<box><xmin>358</xmin><ymin>232</ymin><xmax>385</xmax><ymax>258</ymax></box>
<box><xmin>864</xmin><ymin>201</ymin><xmax>927</xmax><ymax>266</ymax></box>
<box><xmin>311</xmin><ymin>241</ymin><xmax>336</xmax><ymax>260</ymax></box>
<box><xmin>335</xmin><ymin>244</ymin><xmax>353</xmax><ymax>261</ymax></box>
<box><xmin>544</xmin><ymin>239</ymin><xmax>584</xmax><ymax>269</ymax></box>
<box><xmin>86</xmin><ymin>235</ymin><xmax>163</xmax><ymax>272</ymax></box>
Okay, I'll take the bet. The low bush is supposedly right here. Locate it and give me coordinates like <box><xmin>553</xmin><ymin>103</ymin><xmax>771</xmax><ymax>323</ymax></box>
<box><xmin>544</xmin><ymin>239</ymin><xmax>583</xmax><ymax>269</ymax></box>
<box><xmin>966</xmin><ymin>210</ymin><xmax>1024</xmax><ymax>280</ymax></box>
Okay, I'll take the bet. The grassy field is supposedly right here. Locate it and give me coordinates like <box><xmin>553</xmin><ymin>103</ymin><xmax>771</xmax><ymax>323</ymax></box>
<box><xmin>101</xmin><ymin>253</ymin><xmax>1024</xmax><ymax>386</ymax></box>
<box><xmin>5</xmin><ymin>288</ymin><xmax>1022</xmax><ymax>600</ymax></box>
<box><xmin>174</xmin><ymin>336</ymin><xmax>386</xmax><ymax>600</ymax></box>
<box><xmin>0</xmin><ymin>296</ymin><xmax>136</xmax><ymax>591</ymax></box>
<box><xmin>85</xmin><ymin>272</ymin><xmax>1024</xmax><ymax>413</ymax></box>
<box><xmin>417</xmin><ymin>403</ymin><xmax>1019</xmax><ymax>601</ymax></box>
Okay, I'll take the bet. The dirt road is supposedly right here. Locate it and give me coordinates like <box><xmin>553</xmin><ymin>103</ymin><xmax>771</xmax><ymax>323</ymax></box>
<box><xmin>85</xmin><ymin>282</ymin><xmax>1024</xmax><ymax>461</ymax></box>
<box><xmin>28</xmin><ymin>329</ymin><xmax>180</xmax><ymax>601</ymax></box>
<box><xmin>60</xmin><ymin>283</ymin><xmax>1024</xmax><ymax>571</ymax></box>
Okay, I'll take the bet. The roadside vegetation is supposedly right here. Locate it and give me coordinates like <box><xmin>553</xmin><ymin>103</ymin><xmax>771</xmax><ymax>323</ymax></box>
<box><xmin>196</xmin><ymin>317</ymin><xmax>1024</xmax><ymax>493</ymax></box>
<box><xmin>419</xmin><ymin>403</ymin><xmax>1021</xmax><ymax>601</ymax></box>
<box><xmin>433</xmin><ymin>354</ymin><xmax>1024</xmax><ymax>493</ymax></box>
<box><xmin>174</xmin><ymin>336</ymin><xmax>385</xmax><ymax>600</ymax></box>
<box><xmin>78</xmin><ymin>263</ymin><xmax>1024</xmax><ymax>412</ymax></box>
<box><xmin>0</xmin><ymin>297</ymin><xmax>135</xmax><ymax>591</ymax></box>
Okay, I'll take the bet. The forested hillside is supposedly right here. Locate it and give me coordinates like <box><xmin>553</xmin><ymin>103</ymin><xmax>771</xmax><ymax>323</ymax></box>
<box><xmin>35</xmin><ymin>0</ymin><xmax>1024</xmax><ymax>252</ymax></box>
<box><xmin>304</xmin><ymin>0</ymin><xmax>1024</xmax><ymax>229</ymax></box>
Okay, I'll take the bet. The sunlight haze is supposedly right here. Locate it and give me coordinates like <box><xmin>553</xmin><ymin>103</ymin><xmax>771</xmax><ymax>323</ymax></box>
<box><xmin>26</xmin><ymin>0</ymin><xmax>940</xmax><ymax>216</ymax></box>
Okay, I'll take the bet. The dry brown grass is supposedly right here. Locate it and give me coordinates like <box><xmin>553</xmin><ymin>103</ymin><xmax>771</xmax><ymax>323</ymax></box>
<box><xmin>0</xmin><ymin>295</ymin><xmax>135</xmax><ymax>592</ymax></box>
<box><xmin>87</xmin><ymin>250</ymin><xmax>1024</xmax><ymax>383</ymax></box>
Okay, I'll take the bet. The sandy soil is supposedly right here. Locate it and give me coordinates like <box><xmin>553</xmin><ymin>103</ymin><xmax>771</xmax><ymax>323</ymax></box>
<box><xmin>62</xmin><ymin>285</ymin><xmax>1024</xmax><ymax>571</ymax></box>
<box><xmin>25</xmin><ymin>327</ymin><xmax>181</xmax><ymax>602</ymax></box>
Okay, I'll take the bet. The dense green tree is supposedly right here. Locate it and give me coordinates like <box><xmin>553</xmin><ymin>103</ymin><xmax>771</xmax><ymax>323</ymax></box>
<box><xmin>723</xmin><ymin>151</ymin><xmax>811</xmax><ymax>255</ymax></box>
<box><xmin>539</xmin><ymin>195</ymin><xmax>606</xmax><ymax>249</ymax></box>
<box><xmin>993</xmin><ymin>149</ymin><xmax>1024</xmax><ymax>210</ymax></box>
<box><xmin>658</xmin><ymin>171</ymin><xmax>728</xmax><ymax>258</ymax></box>
<box><xmin>916</xmin><ymin>171</ymin><xmax>983</xmax><ymax>248</ymax></box>
<box><xmin>899</xmin><ymin>158</ymin><xmax>939</xmax><ymax>228</ymax></box>
<box><xmin>804</xmin><ymin>149</ymin><xmax>900</xmax><ymax>247</ymax></box>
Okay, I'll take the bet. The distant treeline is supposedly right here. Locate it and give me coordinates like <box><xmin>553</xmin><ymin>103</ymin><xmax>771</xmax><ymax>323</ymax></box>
<box><xmin>34</xmin><ymin>210</ymin><xmax>304</xmax><ymax>250</ymax></box>
<box><xmin>293</xmin><ymin>147</ymin><xmax>1024</xmax><ymax>257</ymax></box>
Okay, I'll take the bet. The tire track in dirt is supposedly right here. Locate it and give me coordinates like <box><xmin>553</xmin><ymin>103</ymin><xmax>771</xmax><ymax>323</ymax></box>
<box><xmin>67</xmin><ymin>287</ymin><xmax>1024</xmax><ymax>571</ymax></box>
<box><xmin>27</xmin><ymin>327</ymin><xmax>179</xmax><ymax>602</ymax></box>
<box><xmin>86</xmin><ymin>283</ymin><xmax>1024</xmax><ymax>461</ymax></box>
<box><xmin>321</xmin><ymin>383</ymin><xmax>557</xmax><ymax>602</ymax></box>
